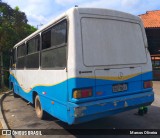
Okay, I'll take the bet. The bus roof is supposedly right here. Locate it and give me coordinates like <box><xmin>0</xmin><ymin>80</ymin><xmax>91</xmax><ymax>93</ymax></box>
<box><xmin>13</xmin><ymin>7</ymin><xmax>140</xmax><ymax>48</ymax></box>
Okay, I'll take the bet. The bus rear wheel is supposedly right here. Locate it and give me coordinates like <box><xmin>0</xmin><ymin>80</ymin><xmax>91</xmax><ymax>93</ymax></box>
<box><xmin>35</xmin><ymin>95</ymin><xmax>45</xmax><ymax>119</ymax></box>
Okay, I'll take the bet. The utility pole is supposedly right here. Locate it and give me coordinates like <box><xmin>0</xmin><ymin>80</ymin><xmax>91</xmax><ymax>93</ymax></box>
<box><xmin>37</xmin><ymin>23</ymin><xmax>43</xmax><ymax>29</ymax></box>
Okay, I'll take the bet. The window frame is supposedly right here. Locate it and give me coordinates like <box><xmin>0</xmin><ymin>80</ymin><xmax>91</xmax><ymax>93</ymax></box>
<box><xmin>25</xmin><ymin>35</ymin><xmax>40</xmax><ymax>70</ymax></box>
<box><xmin>51</xmin><ymin>20</ymin><xmax>67</xmax><ymax>48</ymax></box>
<box><xmin>40</xmin><ymin>18</ymin><xmax>68</xmax><ymax>70</ymax></box>
<box><xmin>16</xmin><ymin>43</ymin><xmax>26</xmax><ymax>70</ymax></box>
<box><xmin>27</xmin><ymin>35</ymin><xmax>40</xmax><ymax>55</ymax></box>
<box><xmin>41</xmin><ymin>29</ymin><xmax>52</xmax><ymax>50</ymax></box>
<box><xmin>17</xmin><ymin>43</ymin><xmax>26</xmax><ymax>58</ymax></box>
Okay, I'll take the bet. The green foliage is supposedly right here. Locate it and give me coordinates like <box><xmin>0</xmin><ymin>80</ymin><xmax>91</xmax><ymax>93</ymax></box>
<box><xmin>0</xmin><ymin>1</ymin><xmax>37</xmax><ymax>88</ymax></box>
<box><xmin>14</xmin><ymin>6</ymin><xmax>19</xmax><ymax>11</ymax></box>
<box><xmin>0</xmin><ymin>86</ymin><xmax>9</xmax><ymax>93</ymax></box>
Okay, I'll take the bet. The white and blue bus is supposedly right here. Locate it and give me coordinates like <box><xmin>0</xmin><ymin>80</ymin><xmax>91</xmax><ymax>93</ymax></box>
<box><xmin>9</xmin><ymin>8</ymin><xmax>154</xmax><ymax>125</ymax></box>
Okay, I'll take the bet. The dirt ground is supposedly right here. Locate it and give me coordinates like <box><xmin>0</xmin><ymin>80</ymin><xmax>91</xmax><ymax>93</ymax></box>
<box><xmin>1</xmin><ymin>81</ymin><xmax>160</xmax><ymax>138</ymax></box>
<box><xmin>153</xmin><ymin>81</ymin><xmax>160</xmax><ymax>95</ymax></box>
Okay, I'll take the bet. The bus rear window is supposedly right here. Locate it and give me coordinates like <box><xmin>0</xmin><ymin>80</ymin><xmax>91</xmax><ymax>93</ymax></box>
<box><xmin>81</xmin><ymin>18</ymin><xmax>147</xmax><ymax>66</ymax></box>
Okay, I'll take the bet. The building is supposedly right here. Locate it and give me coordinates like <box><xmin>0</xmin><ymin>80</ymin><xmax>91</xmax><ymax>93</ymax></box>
<box><xmin>139</xmin><ymin>10</ymin><xmax>160</xmax><ymax>80</ymax></box>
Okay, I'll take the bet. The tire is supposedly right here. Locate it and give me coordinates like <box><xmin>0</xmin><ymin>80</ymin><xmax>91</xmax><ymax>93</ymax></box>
<box><xmin>35</xmin><ymin>95</ymin><xmax>45</xmax><ymax>119</ymax></box>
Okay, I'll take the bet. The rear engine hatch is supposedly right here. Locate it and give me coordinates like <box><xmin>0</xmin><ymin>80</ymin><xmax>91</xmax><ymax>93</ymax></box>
<box><xmin>95</xmin><ymin>67</ymin><xmax>142</xmax><ymax>98</ymax></box>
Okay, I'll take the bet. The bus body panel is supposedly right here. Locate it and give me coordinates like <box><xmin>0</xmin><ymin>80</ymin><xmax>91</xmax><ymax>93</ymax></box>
<box><xmin>67</xmin><ymin>91</ymin><xmax>154</xmax><ymax>124</ymax></box>
<box><xmin>9</xmin><ymin>8</ymin><xmax>154</xmax><ymax>125</ymax></box>
<box><xmin>10</xmin><ymin>70</ymin><xmax>68</xmax><ymax>102</ymax></box>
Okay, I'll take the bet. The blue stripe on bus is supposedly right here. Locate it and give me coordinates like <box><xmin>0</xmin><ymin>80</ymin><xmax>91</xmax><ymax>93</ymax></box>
<box><xmin>9</xmin><ymin>71</ymin><xmax>153</xmax><ymax>124</ymax></box>
<box><xmin>9</xmin><ymin>71</ymin><xmax>152</xmax><ymax>103</ymax></box>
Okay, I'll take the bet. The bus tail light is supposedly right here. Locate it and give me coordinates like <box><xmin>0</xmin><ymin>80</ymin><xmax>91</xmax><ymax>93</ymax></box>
<box><xmin>144</xmin><ymin>81</ymin><xmax>153</xmax><ymax>89</ymax></box>
<box><xmin>73</xmin><ymin>88</ymin><xmax>92</xmax><ymax>99</ymax></box>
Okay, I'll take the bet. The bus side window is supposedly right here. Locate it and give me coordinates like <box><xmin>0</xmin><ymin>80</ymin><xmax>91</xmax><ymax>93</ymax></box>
<box><xmin>17</xmin><ymin>44</ymin><xmax>26</xmax><ymax>69</ymax></box>
<box><xmin>51</xmin><ymin>20</ymin><xmax>67</xmax><ymax>47</ymax></box>
<box><xmin>42</xmin><ymin>30</ymin><xmax>51</xmax><ymax>50</ymax></box>
<box><xmin>26</xmin><ymin>35</ymin><xmax>40</xmax><ymax>69</ymax></box>
<box><xmin>11</xmin><ymin>48</ymin><xmax>16</xmax><ymax>69</ymax></box>
<box><xmin>41</xmin><ymin>20</ymin><xmax>67</xmax><ymax>69</ymax></box>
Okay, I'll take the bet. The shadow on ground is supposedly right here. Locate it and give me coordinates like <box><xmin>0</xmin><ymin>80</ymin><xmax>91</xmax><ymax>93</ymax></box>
<box><xmin>2</xmin><ymin>93</ymin><xmax>160</xmax><ymax>138</ymax></box>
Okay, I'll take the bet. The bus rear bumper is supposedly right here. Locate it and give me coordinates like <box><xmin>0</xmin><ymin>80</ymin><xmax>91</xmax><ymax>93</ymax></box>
<box><xmin>67</xmin><ymin>91</ymin><xmax>154</xmax><ymax>124</ymax></box>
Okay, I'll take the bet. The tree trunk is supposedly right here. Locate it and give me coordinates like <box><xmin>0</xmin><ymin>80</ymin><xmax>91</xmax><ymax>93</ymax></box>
<box><xmin>0</xmin><ymin>51</ymin><xmax>4</xmax><ymax>88</ymax></box>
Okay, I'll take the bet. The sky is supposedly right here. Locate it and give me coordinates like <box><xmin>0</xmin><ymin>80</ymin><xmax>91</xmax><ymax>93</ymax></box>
<box><xmin>2</xmin><ymin>0</ymin><xmax>160</xmax><ymax>28</ymax></box>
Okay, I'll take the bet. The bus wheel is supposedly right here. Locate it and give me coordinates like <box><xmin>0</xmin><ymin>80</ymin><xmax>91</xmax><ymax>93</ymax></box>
<box><xmin>35</xmin><ymin>95</ymin><xmax>44</xmax><ymax>119</ymax></box>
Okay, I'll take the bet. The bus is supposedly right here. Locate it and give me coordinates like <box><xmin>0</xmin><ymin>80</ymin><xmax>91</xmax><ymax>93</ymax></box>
<box><xmin>9</xmin><ymin>7</ymin><xmax>154</xmax><ymax>125</ymax></box>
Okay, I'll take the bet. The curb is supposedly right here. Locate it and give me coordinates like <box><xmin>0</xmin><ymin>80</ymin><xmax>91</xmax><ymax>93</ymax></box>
<box><xmin>0</xmin><ymin>90</ymin><xmax>13</xmax><ymax>138</ymax></box>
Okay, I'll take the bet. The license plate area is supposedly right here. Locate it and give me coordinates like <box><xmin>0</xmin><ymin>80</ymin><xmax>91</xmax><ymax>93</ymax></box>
<box><xmin>112</xmin><ymin>83</ymin><xmax>128</xmax><ymax>92</ymax></box>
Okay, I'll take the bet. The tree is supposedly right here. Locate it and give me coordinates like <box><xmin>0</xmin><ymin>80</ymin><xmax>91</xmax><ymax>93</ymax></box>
<box><xmin>0</xmin><ymin>1</ymin><xmax>37</xmax><ymax>88</ymax></box>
